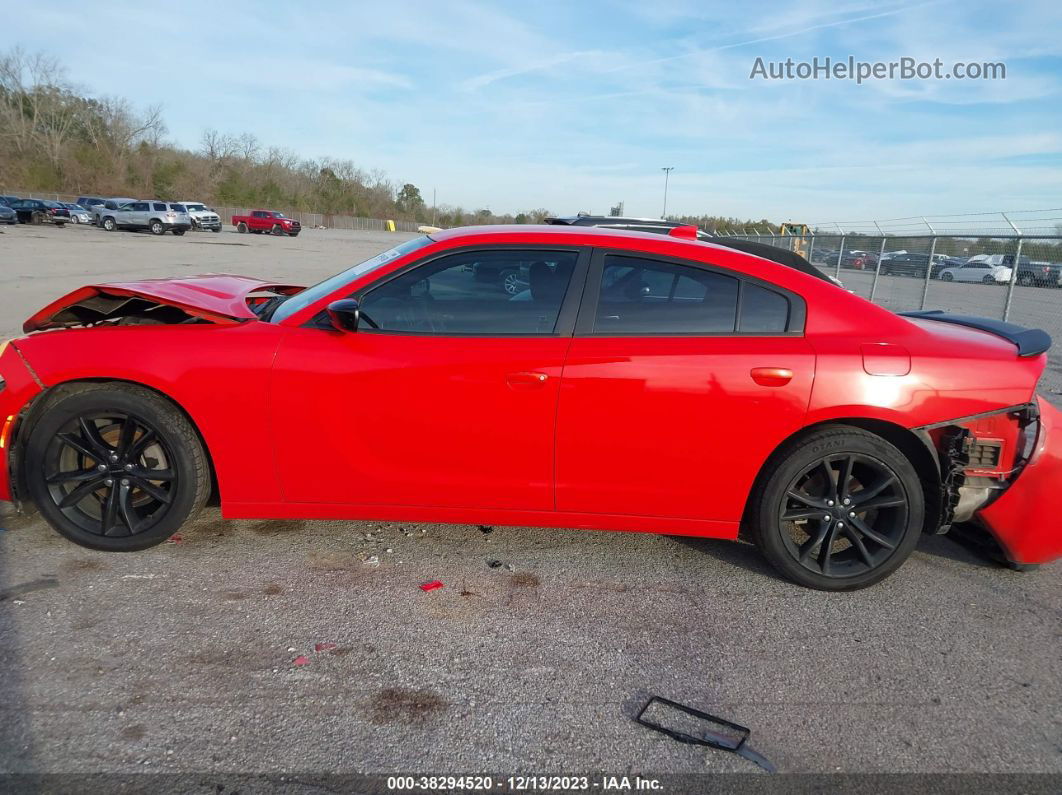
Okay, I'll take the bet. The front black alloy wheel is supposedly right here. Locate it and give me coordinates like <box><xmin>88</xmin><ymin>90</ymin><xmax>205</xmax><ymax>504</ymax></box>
<box><xmin>750</xmin><ymin>426</ymin><xmax>924</xmax><ymax>590</ymax></box>
<box><xmin>26</xmin><ymin>384</ymin><xmax>210</xmax><ymax>551</ymax></box>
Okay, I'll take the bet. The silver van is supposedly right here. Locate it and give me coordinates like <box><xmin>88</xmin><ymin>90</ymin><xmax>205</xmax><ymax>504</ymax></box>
<box><xmin>100</xmin><ymin>201</ymin><xmax>192</xmax><ymax>236</ymax></box>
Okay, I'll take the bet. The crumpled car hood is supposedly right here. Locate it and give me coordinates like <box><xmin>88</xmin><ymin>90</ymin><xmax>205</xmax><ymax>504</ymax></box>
<box><xmin>23</xmin><ymin>274</ymin><xmax>304</xmax><ymax>332</ymax></box>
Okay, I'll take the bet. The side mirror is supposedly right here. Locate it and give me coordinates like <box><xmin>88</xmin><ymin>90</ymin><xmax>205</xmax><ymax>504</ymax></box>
<box><xmin>327</xmin><ymin>299</ymin><xmax>361</xmax><ymax>332</ymax></box>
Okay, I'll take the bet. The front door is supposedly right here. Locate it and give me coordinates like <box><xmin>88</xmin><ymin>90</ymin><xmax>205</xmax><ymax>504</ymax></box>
<box><xmin>272</xmin><ymin>246</ymin><xmax>588</xmax><ymax>510</ymax></box>
<box><xmin>555</xmin><ymin>251</ymin><xmax>815</xmax><ymax>524</ymax></box>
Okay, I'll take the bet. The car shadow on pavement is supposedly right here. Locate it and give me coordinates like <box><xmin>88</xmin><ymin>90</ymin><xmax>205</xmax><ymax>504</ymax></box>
<box><xmin>668</xmin><ymin>534</ymin><xmax>787</xmax><ymax>583</ymax></box>
<box><xmin>670</xmin><ymin>524</ymin><xmax>1006</xmax><ymax>586</ymax></box>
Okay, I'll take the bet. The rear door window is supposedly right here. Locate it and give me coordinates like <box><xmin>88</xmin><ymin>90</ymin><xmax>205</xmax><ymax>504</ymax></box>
<box><xmin>594</xmin><ymin>256</ymin><xmax>739</xmax><ymax>334</ymax></box>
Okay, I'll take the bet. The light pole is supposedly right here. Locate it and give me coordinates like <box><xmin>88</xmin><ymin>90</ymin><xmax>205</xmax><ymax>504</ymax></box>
<box><xmin>660</xmin><ymin>167</ymin><xmax>674</xmax><ymax>219</ymax></box>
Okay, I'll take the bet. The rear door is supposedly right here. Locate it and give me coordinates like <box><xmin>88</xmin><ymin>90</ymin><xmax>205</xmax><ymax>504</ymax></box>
<box><xmin>555</xmin><ymin>250</ymin><xmax>815</xmax><ymax>524</ymax></box>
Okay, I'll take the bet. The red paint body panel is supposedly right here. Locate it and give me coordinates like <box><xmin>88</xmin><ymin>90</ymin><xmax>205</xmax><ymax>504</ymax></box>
<box><xmin>0</xmin><ymin>224</ymin><xmax>1056</xmax><ymax>569</ymax></box>
<box><xmin>555</xmin><ymin>335</ymin><xmax>814</xmax><ymax>521</ymax></box>
<box><xmin>979</xmin><ymin>397</ymin><xmax>1062</xmax><ymax>564</ymax></box>
<box><xmin>10</xmin><ymin>324</ymin><xmax>285</xmax><ymax>504</ymax></box>
<box><xmin>271</xmin><ymin>328</ymin><xmax>568</xmax><ymax>509</ymax></box>
<box><xmin>221</xmin><ymin>499</ymin><xmax>739</xmax><ymax>539</ymax></box>
<box><xmin>23</xmin><ymin>275</ymin><xmax>303</xmax><ymax>332</ymax></box>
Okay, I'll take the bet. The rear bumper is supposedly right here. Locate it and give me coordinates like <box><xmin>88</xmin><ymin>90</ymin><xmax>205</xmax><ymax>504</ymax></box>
<box><xmin>977</xmin><ymin>396</ymin><xmax>1062</xmax><ymax>564</ymax></box>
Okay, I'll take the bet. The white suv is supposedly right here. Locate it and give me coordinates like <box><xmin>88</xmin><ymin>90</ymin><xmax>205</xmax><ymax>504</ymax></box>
<box><xmin>179</xmin><ymin>201</ymin><xmax>222</xmax><ymax>232</ymax></box>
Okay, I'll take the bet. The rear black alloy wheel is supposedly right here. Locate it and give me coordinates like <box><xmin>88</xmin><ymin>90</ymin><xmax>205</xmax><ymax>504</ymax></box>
<box><xmin>750</xmin><ymin>427</ymin><xmax>924</xmax><ymax>590</ymax></box>
<box><xmin>26</xmin><ymin>385</ymin><xmax>210</xmax><ymax>551</ymax></box>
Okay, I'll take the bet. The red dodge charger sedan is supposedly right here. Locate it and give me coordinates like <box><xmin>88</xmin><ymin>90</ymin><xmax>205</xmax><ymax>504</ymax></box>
<box><xmin>0</xmin><ymin>225</ymin><xmax>1058</xmax><ymax>589</ymax></box>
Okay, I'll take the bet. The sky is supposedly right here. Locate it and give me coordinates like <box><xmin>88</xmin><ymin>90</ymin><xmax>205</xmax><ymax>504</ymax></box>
<box><xmin>5</xmin><ymin>0</ymin><xmax>1062</xmax><ymax>223</ymax></box>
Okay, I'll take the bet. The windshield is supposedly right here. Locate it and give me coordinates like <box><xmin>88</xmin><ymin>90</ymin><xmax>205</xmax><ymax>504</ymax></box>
<box><xmin>186</xmin><ymin>204</ymin><xmax>207</xmax><ymax>212</ymax></box>
<box><xmin>270</xmin><ymin>236</ymin><xmax>435</xmax><ymax>324</ymax></box>
<box><xmin>273</xmin><ymin>212</ymin><xmax>286</xmax><ymax>218</ymax></box>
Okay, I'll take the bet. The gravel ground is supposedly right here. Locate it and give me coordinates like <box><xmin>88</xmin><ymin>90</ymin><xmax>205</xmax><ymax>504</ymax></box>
<box><xmin>1</xmin><ymin>223</ymin><xmax>1059</xmax><ymax>782</ymax></box>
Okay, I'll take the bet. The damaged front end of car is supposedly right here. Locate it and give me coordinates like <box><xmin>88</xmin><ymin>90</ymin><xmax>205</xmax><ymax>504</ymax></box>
<box><xmin>921</xmin><ymin>398</ymin><xmax>1062</xmax><ymax>566</ymax></box>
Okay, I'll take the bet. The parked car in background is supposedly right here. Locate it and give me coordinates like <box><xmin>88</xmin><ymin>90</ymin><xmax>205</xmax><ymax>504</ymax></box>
<box><xmin>9</xmin><ymin>199</ymin><xmax>70</xmax><ymax>226</ymax></box>
<box><xmin>880</xmin><ymin>253</ymin><xmax>945</xmax><ymax>278</ymax></box>
<box><xmin>61</xmin><ymin>203</ymin><xmax>92</xmax><ymax>224</ymax></box>
<box><xmin>1016</xmin><ymin>261</ymin><xmax>1062</xmax><ymax>288</ymax></box>
<box><xmin>0</xmin><ymin>203</ymin><xmax>16</xmax><ymax>225</ymax></box>
<box><xmin>0</xmin><ymin>195</ymin><xmax>21</xmax><ymax>207</ymax></box>
<box><xmin>89</xmin><ymin>198</ymin><xmax>137</xmax><ymax>225</ymax></box>
<box><xmin>75</xmin><ymin>196</ymin><xmax>106</xmax><ymax>212</ymax></box>
<box><xmin>822</xmin><ymin>250</ymin><xmax>877</xmax><ymax>270</ymax></box>
<box><xmin>937</xmin><ymin>260</ymin><xmax>1012</xmax><ymax>284</ymax></box>
<box><xmin>179</xmin><ymin>201</ymin><xmax>223</xmax><ymax>232</ymax></box>
<box><xmin>232</xmin><ymin>209</ymin><xmax>301</xmax><ymax>236</ymax></box>
<box><xmin>99</xmin><ymin>200</ymin><xmax>191</xmax><ymax>235</ymax></box>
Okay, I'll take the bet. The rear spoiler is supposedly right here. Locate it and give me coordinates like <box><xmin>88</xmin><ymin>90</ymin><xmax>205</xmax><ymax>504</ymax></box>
<box><xmin>900</xmin><ymin>310</ymin><xmax>1052</xmax><ymax>357</ymax></box>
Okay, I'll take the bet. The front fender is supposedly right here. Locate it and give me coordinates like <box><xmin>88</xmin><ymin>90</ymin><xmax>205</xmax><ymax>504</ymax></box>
<box><xmin>10</xmin><ymin>323</ymin><xmax>285</xmax><ymax>506</ymax></box>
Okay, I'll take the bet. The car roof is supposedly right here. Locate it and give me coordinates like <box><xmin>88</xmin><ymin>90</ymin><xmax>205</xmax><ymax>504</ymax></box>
<box><xmin>546</xmin><ymin>215</ymin><xmax>676</xmax><ymax>225</ymax></box>
<box><xmin>426</xmin><ymin>224</ymin><xmax>828</xmax><ymax>283</ymax></box>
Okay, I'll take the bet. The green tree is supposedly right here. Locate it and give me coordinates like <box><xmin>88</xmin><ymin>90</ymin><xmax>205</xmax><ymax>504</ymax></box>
<box><xmin>396</xmin><ymin>183</ymin><xmax>425</xmax><ymax>217</ymax></box>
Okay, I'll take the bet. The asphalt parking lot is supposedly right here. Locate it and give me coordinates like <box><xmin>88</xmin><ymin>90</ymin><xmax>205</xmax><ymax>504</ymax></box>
<box><xmin>1</xmin><ymin>224</ymin><xmax>1060</xmax><ymax>782</ymax></box>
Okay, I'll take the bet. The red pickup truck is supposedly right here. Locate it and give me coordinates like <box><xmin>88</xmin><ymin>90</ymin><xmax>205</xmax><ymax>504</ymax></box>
<box><xmin>232</xmin><ymin>210</ymin><xmax>301</xmax><ymax>237</ymax></box>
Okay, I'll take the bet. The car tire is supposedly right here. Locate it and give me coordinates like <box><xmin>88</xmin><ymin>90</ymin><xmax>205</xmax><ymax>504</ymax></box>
<box><xmin>289</xmin><ymin>231</ymin><xmax>299</xmax><ymax>237</ymax></box>
<box><xmin>271</xmin><ymin>224</ymin><xmax>285</xmax><ymax>236</ymax></box>
<box><xmin>500</xmin><ymin>269</ymin><xmax>521</xmax><ymax>296</ymax></box>
<box><xmin>172</xmin><ymin>229</ymin><xmax>186</xmax><ymax>236</ymax></box>
<box><xmin>102</xmin><ymin>217</ymin><xmax>116</xmax><ymax>232</ymax></box>
<box><xmin>940</xmin><ymin>272</ymin><xmax>954</xmax><ymax>282</ymax></box>
<box><xmin>982</xmin><ymin>275</ymin><xmax>996</xmax><ymax>285</ymax></box>
<box><xmin>71</xmin><ymin>215</ymin><xmax>80</xmax><ymax>224</ymax></box>
<box><xmin>236</xmin><ymin>222</ymin><xmax>248</xmax><ymax>233</ymax></box>
<box><xmin>24</xmin><ymin>383</ymin><xmax>211</xmax><ymax>552</ymax></box>
<box><xmin>212</xmin><ymin>226</ymin><xmax>221</xmax><ymax>233</ymax></box>
<box><xmin>1018</xmin><ymin>274</ymin><xmax>1034</xmax><ymax>287</ymax></box>
<box><xmin>748</xmin><ymin>426</ymin><xmax>924</xmax><ymax>591</ymax></box>
<box><xmin>149</xmin><ymin>220</ymin><xmax>165</xmax><ymax>236</ymax></box>
<box><xmin>31</xmin><ymin>211</ymin><xmax>45</xmax><ymax>225</ymax></box>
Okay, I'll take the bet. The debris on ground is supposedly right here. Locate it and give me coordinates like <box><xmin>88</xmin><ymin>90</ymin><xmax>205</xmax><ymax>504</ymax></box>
<box><xmin>314</xmin><ymin>642</ymin><xmax>337</xmax><ymax>652</ymax></box>
<box><xmin>486</xmin><ymin>559</ymin><xmax>503</xmax><ymax>569</ymax></box>
<box><xmin>166</xmin><ymin>534</ymin><xmax>183</xmax><ymax>544</ymax></box>
<box><xmin>479</xmin><ymin>525</ymin><xmax>493</xmax><ymax>534</ymax></box>
<box><xmin>460</xmin><ymin>589</ymin><xmax>480</xmax><ymax>598</ymax></box>
<box><xmin>635</xmin><ymin>696</ymin><xmax>775</xmax><ymax>773</ymax></box>
<box><xmin>419</xmin><ymin>580</ymin><xmax>444</xmax><ymax>592</ymax></box>
<box><xmin>293</xmin><ymin>656</ymin><xmax>310</xmax><ymax>667</ymax></box>
<box><xmin>505</xmin><ymin>563</ymin><xmax>515</xmax><ymax>572</ymax></box>
<box><xmin>363</xmin><ymin>555</ymin><xmax>380</xmax><ymax>567</ymax></box>
<box><xmin>0</xmin><ymin>577</ymin><xmax>59</xmax><ymax>602</ymax></box>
